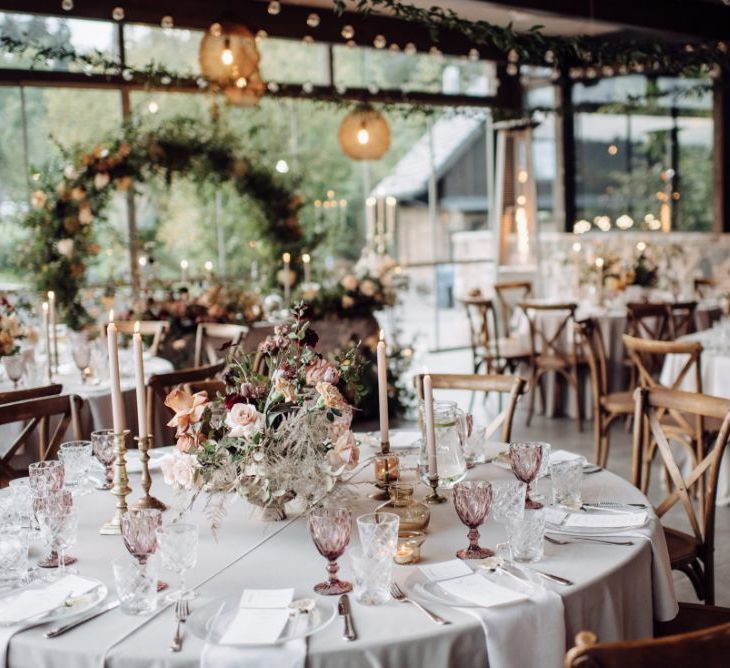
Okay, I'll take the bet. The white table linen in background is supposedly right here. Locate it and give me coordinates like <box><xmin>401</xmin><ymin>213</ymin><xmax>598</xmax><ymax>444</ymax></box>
<box><xmin>2</xmin><ymin>438</ymin><xmax>677</xmax><ymax>668</ymax></box>
<box><xmin>201</xmin><ymin>638</ymin><xmax>306</xmax><ymax>668</ymax></box>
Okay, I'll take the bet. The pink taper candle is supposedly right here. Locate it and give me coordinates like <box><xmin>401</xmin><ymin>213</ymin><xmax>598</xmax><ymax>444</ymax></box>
<box><xmin>423</xmin><ymin>374</ymin><xmax>437</xmax><ymax>478</ymax></box>
<box><xmin>106</xmin><ymin>310</ymin><xmax>126</xmax><ymax>434</ymax></box>
<box><xmin>376</xmin><ymin>330</ymin><xmax>389</xmax><ymax>445</ymax></box>
<box><xmin>132</xmin><ymin>321</ymin><xmax>147</xmax><ymax>438</ymax></box>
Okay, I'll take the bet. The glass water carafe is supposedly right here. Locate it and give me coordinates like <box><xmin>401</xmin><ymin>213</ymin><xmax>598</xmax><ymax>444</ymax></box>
<box><xmin>418</xmin><ymin>400</ymin><xmax>467</xmax><ymax>488</ymax></box>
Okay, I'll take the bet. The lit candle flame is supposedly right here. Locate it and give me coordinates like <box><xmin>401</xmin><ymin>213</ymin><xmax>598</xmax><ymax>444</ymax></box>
<box><xmin>302</xmin><ymin>253</ymin><xmax>310</xmax><ymax>264</ymax></box>
<box><xmin>108</xmin><ymin>309</ymin><xmax>114</xmax><ymax>323</ymax></box>
<box><xmin>379</xmin><ymin>329</ymin><xmax>385</xmax><ymax>342</ymax></box>
<box><xmin>282</xmin><ymin>252</ymin><xmax>291</xmax><ymax>263</ymax></box>
<box><xmin>47</xmin><ymin>290</ymin><xmax>54</xmax><ymax>300</ymax></box>
<box><xmin>42</xmin><ymin>301</ymin><xmax>48</xmax><ymax>313</ymax></box>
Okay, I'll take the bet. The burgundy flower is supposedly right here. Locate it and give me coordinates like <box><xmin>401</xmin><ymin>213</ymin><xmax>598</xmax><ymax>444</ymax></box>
<box><xmin>302</xmin><ymin>327</ymin><xmax>319</xmax><ymax>348</ymax></box>
<box><xmin>224</xmin><ymin>393</ymin><xmax>246</xmax><ymax>409</ymax></box>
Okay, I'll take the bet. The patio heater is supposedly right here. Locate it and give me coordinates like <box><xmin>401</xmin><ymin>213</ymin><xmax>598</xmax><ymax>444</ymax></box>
<box><xmin>490</xmin><ymin>119</ymin><xmax>540</xmax><ymax>286</ymax></box>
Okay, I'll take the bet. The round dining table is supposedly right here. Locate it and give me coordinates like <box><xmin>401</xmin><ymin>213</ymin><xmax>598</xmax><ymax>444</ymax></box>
<box><xmin>2</xmin><ymin>437</ymin><xmax>677</xmax><ymax>668</ymax></box>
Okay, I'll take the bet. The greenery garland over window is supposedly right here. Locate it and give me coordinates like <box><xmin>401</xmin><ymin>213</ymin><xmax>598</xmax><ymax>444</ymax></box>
<box><xmin>24</xmin><ymin>117</ymin><xmax>306</xmax><ymax>329</ymax></box>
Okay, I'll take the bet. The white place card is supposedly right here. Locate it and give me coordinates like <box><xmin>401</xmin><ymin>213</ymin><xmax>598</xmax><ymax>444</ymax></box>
<box><xmin>438</xmin><ymin>573</ymin><xmax>529</xmax><ymax>608</ymax></box>
<box><xmin>564</xmin><ymin>511</ymin><xmax>648</xmax><ymax>529</ymax></box>
<box><xmin>239</xmin><ymin>588</ymin><xmax>294</xmax><ymax>609</ymax></box>
<box><xmin>419</xmin><ymin>559</ymin><xmax>473</xmax><ymax>582</ymax></box>
<box><xmin>389</xmin><ymin>431</ymin><xmax>420</xmax><ymax>449</ymax></box>
<box><xmin>218</xmin><ymin>588</ymin><xmax>294</xmax><ymax>646</ymax></box>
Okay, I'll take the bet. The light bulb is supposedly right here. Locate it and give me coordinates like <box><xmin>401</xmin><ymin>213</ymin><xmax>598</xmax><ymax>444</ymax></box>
<box><xmin>357</xmin><ymin>128</ymin><xmax>370</xmax><ymax>145</ymax></box>
<box><xmin>275</xmin><ymin>159</ymin><xmax>289</xmax><ymax>174</ymax></box>
<box><xmin>221</xmin><ymin>48</ymin><xmax>234</xmax><ymax>65</ymax></box>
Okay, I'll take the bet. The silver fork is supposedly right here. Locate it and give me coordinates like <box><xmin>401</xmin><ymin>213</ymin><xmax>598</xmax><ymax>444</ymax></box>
<box><xmin>390</xmin><ymin>582</ymin><xmax>451</xmax><ymax>625</ymax></box>
<box><xmin>169</xmin><ymin>598</ymin><xmax>191</xmax><ymax>653</ymax></box>
<box><xmin>545</xmin><ymin>534</ymin><xmax>634</xmax><ymax>547</ymax></box>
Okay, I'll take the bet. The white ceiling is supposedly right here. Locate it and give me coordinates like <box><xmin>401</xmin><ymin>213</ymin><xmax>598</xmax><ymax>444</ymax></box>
<box><xmin>275</xmin><ymin>0</ymin><xmax>623</xmax><ymax>36</ymax></box>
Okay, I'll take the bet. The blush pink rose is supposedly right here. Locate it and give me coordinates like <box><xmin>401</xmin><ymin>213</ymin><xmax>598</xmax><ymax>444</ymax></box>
<box><xmin>160</xmin><ymin>452</ymin><xmax>198</xmax><ymax>490</ymax></box>
<box><xmin>225</xmin><ymin>403</ymin><xmax>264</xmax><ymax>438</ymax></box>
<box><xmin>328</xmin><ymin>431</ymin><xmax>359</xmax><ymax>471</ymax></box>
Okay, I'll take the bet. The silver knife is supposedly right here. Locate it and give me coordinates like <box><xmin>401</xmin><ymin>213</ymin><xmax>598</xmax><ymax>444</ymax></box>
<box><xmin>338</xmin><ymin>594</ymin><xmax>356</xmax><ymax>642</ymax></box>
<box><xmin>44</xmin><ymin>600</ymin><xmax>120</xmax><ymax>638</ymax></box>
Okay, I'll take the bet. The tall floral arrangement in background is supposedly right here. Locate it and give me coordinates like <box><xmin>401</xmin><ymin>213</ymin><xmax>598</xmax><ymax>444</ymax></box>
<box><xmin>160</xmin><ymin>306</ymin><xmax>366</xmax><ymax>529</ymax></box>
<box><xmin>0</xmin><ymin>297</ymin><xmax>33</xmax><ymax>357</ymax></box>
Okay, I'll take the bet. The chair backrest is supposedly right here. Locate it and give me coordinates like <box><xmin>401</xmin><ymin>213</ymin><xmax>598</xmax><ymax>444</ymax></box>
<box><xmin>494</xmin><ymin>281</ymin><xmax>532</xmax><ymax>336</ymax></box>
<box><xmin>194</xmin><ymin>323</ymin><xmax>247</xmax><ymax>367</ymax></box>
<box><xmin>460</xmin><ymin>296</ymin><xmax>500</xmax><ymax>358</ymax></box>
<box><xmin>240</xmin><ymin>323</ymin><xmax>279</xmax><ymax>355</ymax></box>
<box><xmin>0</xmin><ymin>384</ymin><xmax>63</xmax><ymax>406</ymax></box>
<box><xmin>575</xmin><ymin>318</ymin><xmax>609</xmax><ymax>408</ymax></box>
<box><xmin>622</xmin><ymin>334</ymin><xmax>703</xmax><ymax>393</ymax></box>
<box><xmin>565</xmin><ymin>624</ymin><xmax>730</xmax><ymax>668</ymax></box>
<box><xmin>626</xmin><ymin>302</ymin><xmax>673</xmax><ymax>342</ymax></box>
<box><xmin>518</xmin><ymin>301</ymin><xmax>579</xmax><ymax>363</ymax></box>
<box><xmin>0</xmin><ymin>394</ymin><xmax>84</xmax><ymax>481</ymax></box>
<box><xmin>147</xmin><ymin>362</ymin><xmax>225</xmax><ymax>444</ymax></box>
<box><xmin>186</xmin><ymin>379</ymin><xmax>226</xmax><ymax>398</ymax></box>
<box><xmin>413</xmin><ymin>373</ymin><xmax>527</xmax><ymax>442</ymax></box>
<box><xmin>668</xmin><ymin>301</ymin><xmax>697</xmax><ymax>337</ymax></box>
<box><xmin>102</xmin><ymin>320</ymin><xmax>169</xmax><ymax>356</ymax></box>
<box><xmin>632</xmin><ymin>387</ymin><xmax>730</xmax><ymax>556</ymax></box>
<box><xmin>694</xmin><ymin>277</ymin><xmax>718</xmax><ymax>299</ymax></box>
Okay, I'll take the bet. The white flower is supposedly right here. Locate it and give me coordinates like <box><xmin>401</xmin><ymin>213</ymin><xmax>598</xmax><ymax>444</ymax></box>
<box><xmin>94</xmin><ymin>172</ymin><xmax>110</xmax><ymax>189</ymax></box>
<box><xmin>56</xmin><ymin>238</ymin><xmax>74</xmax><ymax>258</ymax></box>
<box><xmin>160</xmin><ymin>452</ymin><xmax>198</xmax><ymax>490</ymax></box>
<box><xmin>63</xmin><ymin>165</ymin><xmax>78</xmax><ymax>180</ymax></box>
<box><xmin>225</xmin><ymin>403</ymin><xmax>264</xmax><ymax>439</ymax></box>
<box><xmin>340</xmin><ymin>274</ymin><xmax>358</xmax><ymax>291</ymax></box>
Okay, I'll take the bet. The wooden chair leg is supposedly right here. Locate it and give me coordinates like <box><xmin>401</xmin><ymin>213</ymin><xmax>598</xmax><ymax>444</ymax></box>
<box><xmin>573</xmin><ymin>366</ymin><xmax>584</xmax><ymax>433</ymax></box>
<box><xmin>594</xmin><ymin>412</ymin><xmax>603</xmax><ymax>466</ymax></box>
<box><xmin>525</xmin><ymin>367</ymin><xmax>537</xmax><ymax>427</ymax></box>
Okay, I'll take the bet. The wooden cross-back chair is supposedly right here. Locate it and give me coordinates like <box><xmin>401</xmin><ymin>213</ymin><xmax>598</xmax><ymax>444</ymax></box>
<box><xmin>413</xmin><ymin>373</ymin><xmax>527</xmax><ymax>442</ymax></box>
<box><xmin>668</xmin><ymin>301</ymin><xmax>698</xmax><ymax>338</ymax></box>
<box><xmin>493</xmin><ymin>280</ymin><xmax>532</xmax><ymax>337</ymax></box>
<box><xmin>518</xmin><ymin>301</ymin><xmax>585</xmax><ymax>431</ymax></box>
<box><xmin>632</xmin><ymin>387</ymin><xmax>730</xmax><ymax>604</ymax></box>
<box><xmin>102</xmin><ymin>320</ymin><xmax>170</xmax><ymax>356</ymax></box>
<box><xmin>0</xmin><ymin>394</ymin><xmax>83</xmax><ymax>485</ymax></box>
<box><xmin>564</xmin><ymin>620</ymin><xmax>730</xmax><ymax>668</ymax></box>
<box><xmin>625</xmin><ymin>302</ymin><xmax>673</xmax><ymax>341</ymax></box>
<box><xmin>576</xmin><ymin>319</ymin><xmax>634</xmax><ymax>468</ymax></box>
<box><xmin>460</xmin><ymin>294</ymin><xmax>530</xmax><ymax>378</ymax></box>
<box><xmin>0</xmin><ymin>383</ymin><xmax>62</xmax><ymax>406</ymax></box>
<box><xmin>694</xmin><ymin>277</ymin><xmax>718</xmax><ymax>299</ymax></box>
<box><xmin>146</xmin><ymin>362</ymin><xmax>225</xmax><ymax>446</ymax></box>
<box><xmin>186</xmin><ymin>379</ymin><xmax>226</xmax><ymax>398</ymax></box>
<box><xmin>193</xmin><ymin>323</ymin><xmax>247</xmax><ymax>367</ymax></box>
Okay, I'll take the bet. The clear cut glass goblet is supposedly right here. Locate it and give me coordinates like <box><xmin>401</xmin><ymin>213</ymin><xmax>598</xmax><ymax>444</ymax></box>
<box><xmin>453</xmin><ymin>480</ymin><xmax>493</xmax><ymax>559</ymax></box>
<box><xmin>307</xmin><ymin>506</ymin><xmax>353</xmax><ymax>595</ymax></box>
<box><xmin>509</xmin><ymin>442</ymin><xmax>544</xmax><ymax>509</ymax></box>
<box><xmin>155</xmin><ymin>522</ymin><xmax>198</xmax><ymax>603</ymax></box>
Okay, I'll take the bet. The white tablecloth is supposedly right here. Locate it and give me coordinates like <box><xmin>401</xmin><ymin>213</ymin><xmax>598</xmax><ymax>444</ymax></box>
<box><xmin>3</xmin><ymin>438</ymin><xmax>677</xmax><ymax>668</ymax></box>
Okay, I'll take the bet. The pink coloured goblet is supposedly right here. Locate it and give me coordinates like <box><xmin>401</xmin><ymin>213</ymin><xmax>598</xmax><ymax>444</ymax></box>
<box><xmin>509</xmin><ymin>442</ymin><xmax>544</xmax><ymax>509</ymax></box>
<box><xmin>122</xmin><ymin>508</ymin><xmax>168</xmax><ymax>591</ymax></box>
<box><xmin>307</xmin><ymin>507</ymin><xmax>353</xmax><ymax>595</ymax></box>
<box><xmin>453</xmin><ymin>480</ymin><xmax>493</xmax><ymax>559</ymax></box>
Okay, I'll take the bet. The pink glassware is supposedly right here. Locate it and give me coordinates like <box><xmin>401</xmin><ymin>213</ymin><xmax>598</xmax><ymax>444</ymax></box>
<box><xmin>307</xmin><ymin>507</ymin><xmax>353</xmax><ymax>595</ymax></box>
<box><xmin>453</xmin><ymin>480</ymin><xmax>494</xmax><ymax>559</ymax></box>
<box><xmin>122</xmin><ymin>508</ymin><xmax>169</xmax><ymax>591</ymax></box>
<box><xmin>509</xmin><ymin>442</ymin><xmax>544</xmax><ymax>509</ymax></box>
<box><xmin>34</xmin><ymin>489</ymin><xmax>78</xmax><ymax>569</ymax></box>
<box><xmin>28</xmin><ymin>460</ymin><xmax>65</xmax><ymax>496</ymax></box>
<box><xmin>91</xmin><ymin>429</ymin><xmax>116</xmax><ymax>490</ymax></box>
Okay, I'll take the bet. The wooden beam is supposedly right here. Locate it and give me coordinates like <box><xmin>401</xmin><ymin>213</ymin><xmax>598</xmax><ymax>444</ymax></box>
<box><xmin>0</xmin><ymin>0</ymin><xmax>503</xmax><ymax>60</ymax></box>
<box><xmin>713</xmin><ymin>70</ymin><xmax>730</xmax><ymax>234</ymax></box>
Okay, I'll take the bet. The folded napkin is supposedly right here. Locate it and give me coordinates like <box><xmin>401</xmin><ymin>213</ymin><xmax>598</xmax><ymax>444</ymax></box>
<box><xmin>419</xmin><ymin>560</ymin><xmax>566</xmax><ymax>668</ymax></box>
<box><xmin>0</xmin><ymin>575</ymin><xmax>99</xmax><ymax>666</ymax></box>
<box><xmin>388</xmin><ymin>431</ymin><xmax>420</xmax><ymax>449</ymax></box>
<box><xmin>201</xmin><ymin>588</ymin><xmax>306</xmax><ymax>668</ymax></box>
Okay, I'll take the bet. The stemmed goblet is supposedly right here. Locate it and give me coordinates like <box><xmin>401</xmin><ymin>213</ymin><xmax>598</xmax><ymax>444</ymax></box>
<box><xmin>69</xmin><ymin>332</ymin><xmax>92</xmax><ymax>384</ymax></box>
<box><xmin>307</xmin><ymin>506</ymin><xmax>353</xmax><ymax>595</ymax></box>
<box><xmin>2</xmin><ymin>354</ymin><xmax>24</xmax><ymax>389</ymax></box>
<box><xmin>509</xmin><ymin>442</ymin><xmax>544</xmax><ymax>509</ymax></box>
<box><xmin>155</xmin><ymin>523</ymin><xmax>199</xmax><ymax>603</ymax></box>
<box><xmin>34</xmin><ymin>489</ymin><xmax>78</xmax><ymax>572</ymax></box>
<box><xmin>452</xmin><ymin>480</ymin><xmax>493</xmax><ymax>559</ymax></box>
<box><xmin>122</xmin><ymin>508</ymin><xmax>168</xmax><ymax>591</ymax></box>
<box><xmin>91</xmin><ymin>429</ymin><xmax>116</xmax><ymax>490</ymax></box>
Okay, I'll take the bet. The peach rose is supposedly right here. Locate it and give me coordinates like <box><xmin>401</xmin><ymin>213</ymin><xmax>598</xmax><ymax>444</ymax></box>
<box><xmin>273</xmin><ymin>375</ymin><xmax>297</xmax><ymax>403</ymax></box>
<box><xmin>316</xmin><ymin>382</ymin><xmax>347</xmax><ymax>409</ymax></box>
<box><xmin>327</xmin><ymin>405</ymin><xmax>353</xmax><ymax>441</ymax></box>
<box><xmin>165</xmin><ymin>389</ymin><xmax>209</xmax><ymax>433</ymax></box>
<box><xmin>305</xmin><ymin>357</ymin><xmax>340</xmax><ymax>385</ymax></box>
<box><xmin>359</xmin><ymin>279</ymin><xmax>377</xmax><ymax>297</ymax></box>
<box><xmin>328</xmin><ymin>431</ymin><xmax>359</xmax><ymax>471</ymax></box>
<box><xmin>225</xmin><ymin>403</ymin><xmax>264</xmax><ymax>438</ymax></box>
<box><xmin>340</xmin><ymin>274</ymin><xmax>358</xmax><ymax>291</ymax></box>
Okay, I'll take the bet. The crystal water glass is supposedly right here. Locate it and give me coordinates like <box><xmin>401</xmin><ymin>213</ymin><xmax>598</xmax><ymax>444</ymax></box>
<box><xmin>28</xmin><ymin>460</ymin><xmax>65</xmax><ymax>497</ymax></box>
<box><xmin>463</xmin><ymin>425</ymin><xmax>488</xmax><ymax>465</ymax></box>
<box><xmin>349</xmin><ymin>547</ymin><xmax>393</xmax><ymax>605</ymax></box>
<box><xmin>59</xmin><ymin>441</ymin><xmax>93</xmax><ymax>492</ymax></box>
<box><xmin>34</xmin><ymin>489</ymin><xmax>78</xmax><ymax>572</ymax></box>
<box><xmin>113</xmin><ymin>556</ymin><xmax>159</xmax><ymax>616</ymax></box>
<box><xmin>307</xmin><ymin>507</ymin><xmax>353</xmax><ymax>595</ymax></box>
<box><xmin>530</xmin><ymin>442</ymin><xmax>551</xmax><ymax>504</ymax></box>
<box><xmin>506</xmin><ymin>508</ymin><xmax>545</xmax><ymax>563</ymax></box>
<box><xmin>550</xmin><ymin>458</ymin><xmax>585</xmax><ymax>510</ymax></box>
<box><xmin>491</xmin><ymin>480</ymin><xmax>527</xmax><ymax>524</ymax></box>
<box><xmin>69</xmin><ymin>332</ymin><xmax>91</xmax><ymax>384</ymax></box>
<box><xmin>91</xmin><ymin>429</ymin><xmax>116</xmax><ymax>490</ymax></box>
<box><xmin>155</xmin><ymin>523</ymin><xmax>199</xmax><ymax>602</ymax></box>
<box><xmin>0</xmin><ymin>526</ymin><xmax>29</xmax><ymax>587</ymax></box>
<box><xmin>356</xmin><ymin>512</ymin><xmax>399</xmax><ymax>559</ymax></box>
<box><xmin>453</xmin><ymin>480</ymin><xmax>493</xmax><ymax>559</ymax></box>
<box><xmin>509</xmin><ymin>442</ymin><xmax>544</xmax><ymax>509</ymax></box>
<box><xmin>2</xmin><ymin>354</ymin><xmax>24</xmax><ymax>389</ymax></box>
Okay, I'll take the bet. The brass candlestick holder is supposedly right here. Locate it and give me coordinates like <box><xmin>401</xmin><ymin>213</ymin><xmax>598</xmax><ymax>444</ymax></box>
<box><xmin>380</xmin><ymin>439</ymin><xmax>390</xmax><ymax>454</ymax></box>
<box><xmin>425</xmin><ymin>474</ymin><xmax>447</xmax><ymax>505</ymax></box>
<box><xmin>132</xmin><ymin>434</ymin><xmax>166</xmax><ymax>511</ymax></box>
<box><xmin>100</xmin><ymin>430</ymin><xmax>132</xmax><ymax>535</ymax></box>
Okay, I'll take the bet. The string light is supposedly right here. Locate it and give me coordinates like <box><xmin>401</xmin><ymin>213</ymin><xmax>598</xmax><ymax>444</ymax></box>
<box><xmin>148</xmin><ymin>101</ymin><xmax>159</xmax><ymax>114</ymax></box>
<box><xmin>112</xmin><ymin>6</ymin><xmax>124</xmax><ymax>21</ymax></box>
<box><xmin>404</xmin><ymin>43</ymin><xmax>417</xmax><ymax>55</ymax></box>
<box><xmin>306</xmin><ymin>13</ymin><xmax>320</xmax><ymax>28</ymax></box>
<box><xmin>161</xmin><ymin>15</ymin><xmax>174</xmax><ymax>29</ymax></box>
<box><xmin>61</xmin><ymin>0</ymin><xmax>74</xmax><ymax>11</ymax></box>
<box><xmin>275</xmin><ymin>159</ymin><xmax>289</xmax><ymax>174</ymax></box>
<box><xmin>374</xmin><ymin>35</ymin><xmax>386</xmax><ymax>49</ymax></box>
<box><xmin>341</xmin><ymin>25</ymin><xmax>355</xmax><ymax>40</ymax></box>
<box><xmin>267</xmin><ymin>1</ymin><xmax>281</xmax><ymax>15</ymax></box>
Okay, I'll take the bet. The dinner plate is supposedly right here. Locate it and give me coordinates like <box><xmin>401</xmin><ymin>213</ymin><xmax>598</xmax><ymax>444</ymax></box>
<box><xmin>492</xmin><ymin>452</ymin><xmax>601</xmax><ymax>475</ymax></box>
<box><xmin>546</xmin><ymin>511</ymin><xmax>649</xmax><ymax>535</ymax></box>
<box><xmin>0</xmin><ymin>578</ymin><xmax>107</xmax><ymax>627</ymax></box>
<box><xmin>188</xmin><ymin>594</ymin><xmax>336</xmax><ymax>646</ymax></box>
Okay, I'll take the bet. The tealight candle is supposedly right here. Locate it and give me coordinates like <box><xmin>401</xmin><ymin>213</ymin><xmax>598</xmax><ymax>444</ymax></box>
<box><xmin>394</xmin><ymin>532</ymin><xmax>426</xmax><ymax>565</ymax></box>
<box><xmin>374</xmin><ymin>453</ymin><xmax>399</xmax><ymax>484</ymax></box>
<box><xmin>394</xmin><ymin>544</ymin><xmax>415</xmax><ymax>565</ymax></box>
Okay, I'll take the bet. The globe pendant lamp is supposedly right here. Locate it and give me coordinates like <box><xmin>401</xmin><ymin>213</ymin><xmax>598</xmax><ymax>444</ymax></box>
<box><xmin>338</xmin><ymin>104</ymin><xmax>390</xmax><ymax>161</ymax></box>
<box><xmin>199</xmin><ymin>21</ymin><xmax>260</xmax><ymax>88</ymax></box>
<box><xmin>224</xmin><ymin>71</ymin><xmax>266</xmax><ymax>107</ymax></box>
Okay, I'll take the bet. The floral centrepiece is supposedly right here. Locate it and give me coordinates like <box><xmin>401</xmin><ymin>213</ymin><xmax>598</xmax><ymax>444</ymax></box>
<box><xmin>0</xmin><ymin>297</ymin><xmax>33</xmax><ymax>357</ymax></box>
<box><xmin>160</xmin><ymin>306</ymin><xmax>365</xmax><ymax>529</ymax></box>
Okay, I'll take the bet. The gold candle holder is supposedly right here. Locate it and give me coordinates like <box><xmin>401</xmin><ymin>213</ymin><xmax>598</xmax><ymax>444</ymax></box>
<box><xmin>425</xmin><ymin>474</ymin><xmax>447</xmax><ymax>505</ymax></box>
<box><xmin>370</xmin><ymin>452</ymin><xmax>400</xmax><ymax>501</ymax></box>
<box><xmin>380</xmin><ymin>438</ymin><xmax>390</xmax><ymax>454</ymax></box>
<box><xmin>132</xmin><ymin>434</ymin><xmax>166</xmax><ymax>511</ymax></box>
<box><xmin>100</xmin><ymin>430</ymin><xmax>132</xmax><ymax>535</ymax></box>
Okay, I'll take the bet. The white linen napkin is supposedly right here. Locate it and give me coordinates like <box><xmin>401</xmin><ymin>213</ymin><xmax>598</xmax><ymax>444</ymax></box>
<box><xmin>200</xmin><ymin>588</ymin><xmax>306</xmax><ymax>668</ymax></box>
<box><xmin>0</xmin><ymin>575</ymin><xmax>99</xmax><ymax>665</ymax></box>
<box><xmin>388</xmin><ymin>431</ymin><xmax>420</xmax><ymax>449</ymax></box>
<box><xmin>419</xmin><ymin>560</ymin><xmax>566</xmax><ymax>668</ymax></box>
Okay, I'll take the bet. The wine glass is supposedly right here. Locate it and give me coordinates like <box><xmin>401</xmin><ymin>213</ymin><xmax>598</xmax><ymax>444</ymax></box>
<box><xmin>155</xmin><ymin>523</ymin><xmax>198</xmax><ymax>603</ymax></box>
<box><xmin>122</xmin><ymin>508</ymin><xmax>168</xmax><ymax>591</ymax></box>
<box><xmin>34</xmin><ymin>490</ymin><xmax>78</xmax><ymax>573</ymax></box>
<box><xmin>452</xmin><ymin>480</ymin><xmax>493</xmax><ymax>559</ymax></box>
<box><xmin>71</xmin><ymin>338</ymin><xmax>91</xmax><ymax>384</ymax></box>
<box><xmin>28</xmin><ymin>460</ymin><xmax>65</xmax><ymax>497</ymax></box>
<box><xmin>510</xmin><ymin>443</ymin><xmax>544</xmax><ymax>509</ymax></box>
<box><xmin>307</xmin><ymin>506</ymin><xmax>353</xmax><ymax>595</ymax></box>
<box><xmin>2</xmin><ymin>354</ymin><xmax>24</xmax><ymax>389</ymax></box>
<box><xmin>91</xmin><ymin>429</ymin><xmax>116</xmax><ymax>490</ymax></box>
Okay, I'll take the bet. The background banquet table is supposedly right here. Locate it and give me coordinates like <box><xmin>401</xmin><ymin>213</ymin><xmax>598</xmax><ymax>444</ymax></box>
<box><xmin>4</xmin><ymin>438</ymin><xmax>676</xmax><ymax>668</ymax></box>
